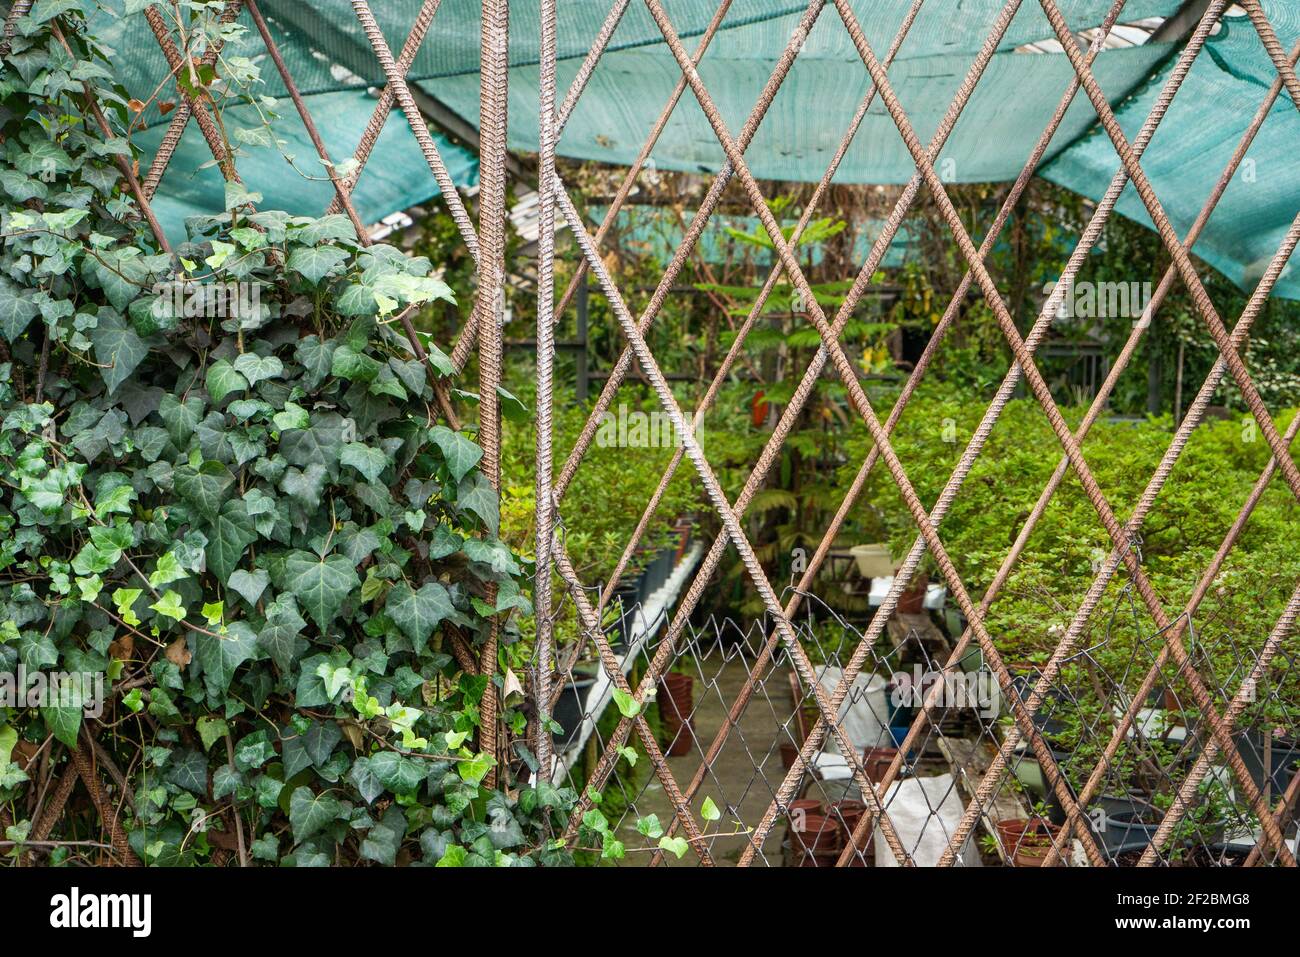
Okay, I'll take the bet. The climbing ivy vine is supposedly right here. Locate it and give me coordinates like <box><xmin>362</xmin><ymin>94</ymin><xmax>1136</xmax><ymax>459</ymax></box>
<box><xmin>0</xmin><ymin>5</ymin><xmax>580</xmax><ymax>867</ymax></box>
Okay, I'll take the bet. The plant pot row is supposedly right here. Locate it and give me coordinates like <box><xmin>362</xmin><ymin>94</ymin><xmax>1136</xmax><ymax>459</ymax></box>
<box><xmin>786</xmin><ymin>797</ymin><xmax>871</xmax><ymax>866</ymax></box>
<box><xmin>548</xmin><ymin>521</ymin><xmax>697</xmax><ymax>755</ymax></box>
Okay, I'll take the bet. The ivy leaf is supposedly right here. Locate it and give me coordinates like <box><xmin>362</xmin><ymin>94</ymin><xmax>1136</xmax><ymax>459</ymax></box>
<box><xmin>233</xmin><ymin>351</ymin><xmax>283</xmax><ymax>385</ymax></box>
<box><xmin>657</xmin><ymin>835</ymin><xmax>689</xmax><ymax>859</ymax></box>
<box><xmin>31</xmin><ymin>0</ymin><xmax>85</xmax><ymax>26</ymax></box>
<box><xmin>462</xmin><ymin>537</ymin><xmax>521</xmax><ymax>578</ymax></box>
<box><xmin>212</xmin><ymin>765</ymin><xmax>245</xmax><ymax>801</ymax></box>
<box><xmin>258</xmin><ymin>596</ymin><xmax>308</xmax><ymax>671</ymax></box>
<box><xmin>330</xmin><ymin>344</ymin><xmax>380</xmax><ymax>382</ymax></box>
<box><xmin>159</xmin><ymin>393</ymin><xmax>204</xmax><ymax>448</ymax></box>
<box><xmin>287</xmin><ymin>244</ymin><xmax>348</xmax><ymax>284</ymax></box>
<box><xmin>175</xmin><ymin>460</ymin><xmax>235</xmax><ymax>521</ymax></box>
<box><xmin>17</xmin><ymin>631</ymin><xmax>58</xmax><ymax>671</ymax></box>
<box><xmin>429</xmin><ymin>426</ymin><xmax>483</xmax><ymax>483</ymax></box>
<box><xmin>303</xmin><ymin>721</ymin><xmax>342</xmax><ymax>767</ymax></box>
<box><xmin>90</xmin><ymin>310</ymin><xmax>147</xmax><ymax>394</ymax></box>
<box><xmin>0</xmin><ymin>276</ymin><xmax>39</xmax><ymax>341</ymax></box>
<box><xmin>349</xmin><ymin>756</ymin><xmax>384</xmax><ymax>805</ymax></box>
<box><xmin>195</xmin><ymin>621</ymin><xmax>258</xmax><ymax>694</ymax></box>
<box><xmin>150</xmin><ymin>590</ymin><xmax>186</xmax><ymax>621</ymax></box>
<box><xmin>701</xmin><ymin>796</ymin><xmax>721</xmax><ymax>822</ymax></box>
<box><xmin>294</xmin><ymin>214</ymin><xmax>356</xmax><ymax>245</ymax></box>
<box><xmin>284</xmin><ymin>551</ymin><xmax>360</xmax><ymax>629</ymax></box>
<box><xmin>42</xmin><ymin>674</ymin><xmax>87</xmax><ymax>747</ymax></box>
<box><xmin>280</xmin><ymin>412</ymin><xmax>347</xmax><ymax>472</ymax></box>
<box><xmin>228</xmin><ymin>568</ymin><xmax>270</xmax><ymax>606</ymax></box>
<box><xmin>197</xmin><ymin>716</ymin><xmax>230</xmax><ymax>752</ymax></box>
<box><xmin>457</xmin><ymin>472</ymin><xmax>499</xmax><ymax>535</ymax></box>
<box><xmin>385</xmin><ymin>581</ymin><xmax>455</xmax><ymax>653</ymax></box>
<box><xmin>206</xmin><ymin>499</ymin><xmax>256</xmax><ymax>583</ymax></box>
<box><xmin>458</xmin><ymin>751</ymin><xmax>497</xmax><ymax>786</ymax></box>
<box><xmin>369</xmin><ymin>751</ymin><xmax>425</xmax><ymax>793</ymax></box>
<box><xmin>289</xmin><ymin>786</ymin><xmax>341</xmax><ymax>844</ymax></box>
<box><xmin>294</xmin><ymin>336</ymin><xmax>335</xmax><ymax>389</ymax></box>
<box><xmin>233</xmin><ymin>730</ymin><xmax>277</xmax><ymax>771</ymax></box>
<box><xmin>612</xmin><ymin>688</ymin><xmax>640</xmax><ymax>719</ymax></box>
<box><xmin>279</xmin><ymin>463</ymin><xmax>327</xmax><ymax>509</ymax></box>
<box><xmin>359</xmin><ymin>821</ymin><xmax>401</xmax><ymax>865</ymax></box>
<box><xmin>164</xmin><ymin>748</ymin><xmax>210</xmax><ymax>796</ymax></box>
<box><xmin>435</xmin><ymin>844</ymin><xmax>468</xmax><ymax>867</ymax></box>
<box><xmin>206</xmin><ymin>359</ymin><xmax>248</xmax><ymax>405</ymax></box>
<box><xmin>340</xmin><ymin>442</ymin><xmax>387</xmax><ymax>482</ymax></box>
<box><xmin>272</xmin><ymin>401</ymin><xmax>310</xmax><ymax>432</ymax></box>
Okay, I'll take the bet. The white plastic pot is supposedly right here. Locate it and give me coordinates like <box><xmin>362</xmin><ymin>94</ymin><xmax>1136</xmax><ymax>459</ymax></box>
<box><xmin>850</xmin><ymin>543</ymin><xmax>897</xmax><ymax>579</ymax></box>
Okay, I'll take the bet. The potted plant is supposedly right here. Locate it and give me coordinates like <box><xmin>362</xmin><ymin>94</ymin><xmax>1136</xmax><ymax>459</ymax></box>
<box><xmin>896</xmin><ymin>565</ymin><xmax>930</xmax><ymax>615</ymax></box>
<box><xmin>862</xmin><ymin>746</ymin><xmax>898</xmax><ymax>784</ymax></box>
<box><xmin>606</xmin><ymin>579</ymin><xmax>642</xmax><ymax>651</ymax></box>
<box><xmin>1233</xmin><ymin>725</ymin><xmax>1300</xmax><ymax>802</ymax></box>
<box><xmin>552</xmin><ymin>662</ymin><xmax>599</xmax><ymax>753</ymax></box>
<box><xmin>672</xmin><ymin>515</ymin><xmax>694</xmax><ymax>561</ymax></box>
<box><xmin>1096</xmin><ymin>777</ymin><xmax>1231</xmax><ymax>861</ymax></box>
<box><xmin>995</xmin><ymin>814</ymin><xmax>1062</xmax><ymax>867</ymax></box>
<box><xmin>787</xmin><ymin>798</ymin><xmax>845</xmax><ymax>867</ymax></box>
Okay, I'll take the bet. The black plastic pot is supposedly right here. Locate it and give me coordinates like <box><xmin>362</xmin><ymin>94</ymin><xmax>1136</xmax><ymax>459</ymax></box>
<box><xmin>1090</xmin><ymin>793</ymin><xmax>1160</xmax><ymax>854</ymax></box>
<box><xmin>552</xmin><ymin>676</ymin><xmax>596</xmax><ymax>752</ymax></box>
<box><xmin>643</xmin><ymin>547</ymin><xmax>673</xmax><ymax>594</ymax></box>
<box><xmin>1234</xmin><ymin>731</ymin><xmax>1300</xmax><ymax>800</ymax></box>
<box><xmin>1099</xmin><ymin>799</ymin><xmax>1226</xmax><ymax>858</ymax></box>
<box><xmin>609</xmin><ymin>583</ymin><xmax>641</xmax><ymax>649</ymax></box>
<box><xmin>633</xmin><ymin>559</ymin><xmax>656</xmax><ymax>603</ymax></box>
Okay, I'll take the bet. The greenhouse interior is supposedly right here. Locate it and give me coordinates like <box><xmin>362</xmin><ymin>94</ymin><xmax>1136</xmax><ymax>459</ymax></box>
<box><xmin>2</xmin><ymin>0</ymin><xmax>1300</xmax><ymax>876</ymax></box>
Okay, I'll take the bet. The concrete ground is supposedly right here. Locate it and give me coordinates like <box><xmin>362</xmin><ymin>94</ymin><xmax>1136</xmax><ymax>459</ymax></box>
<box><xmin>616</xmin><ymin>651</ymin><xmax>802</xmax><ymax>866</ymax></box>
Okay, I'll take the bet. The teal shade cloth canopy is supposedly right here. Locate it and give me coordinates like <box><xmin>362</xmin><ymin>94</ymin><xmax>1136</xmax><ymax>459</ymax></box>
<box><xmin>96</xmin><ymin>1</ymin><xmax>1298</xmax><ymax>297</ymax></box>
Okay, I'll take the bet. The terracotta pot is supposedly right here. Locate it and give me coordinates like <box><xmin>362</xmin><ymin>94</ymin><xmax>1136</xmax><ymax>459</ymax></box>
<box><xmin>897</xmin><ymin>575</ymin><xmax>929</xmax><ymax>614</ymax></box>
<box><xmin>657</xmin><ymin>673</ymin><xmax>693</xmax><ymax>725</ymax></box>
<box><xmin>780</xmin><ymin>741</ymin><xmax>800</xmax><ymax>771</ymax></box>
<box><xmin>831</xmin><ymin>800</ymin><xmax>872</xmax><ymax>866</ymax></box>
<box><xmin>657</xmin><ymin>673</ymin><xmax>694</xmax><ymax>756</ymax></box>
<box><xmin>862</xmin><ymin>746</ymin><xmax>898</xmax><ymax>785</ymax></box>
<box><xmin>789</xmin><ymin>800</ymin><xmax>844</xmax><ymax>866</ymax></box>
<box><xmin>996</xmin><ymin>818</ymin><xmax>1061</xmax><ymax>867</ymax></box>
<box><xmin>751</xmin><ymin>390</ymin><xmax>769</xmax><ymax>428</ymax></box>
<box><xmin>664</xmin><ymin>718</ymin><xmax>693</xmax><ymax>757</ymax></box>
<box><xmin>673</xmin><ymin>519</ymin><xmax>693</xmax><ymax>562</ymax></box>
<box><xmin>829</xmin><ymin>799</ymin><xmax>866</xmax><ymax>835</ymax></box>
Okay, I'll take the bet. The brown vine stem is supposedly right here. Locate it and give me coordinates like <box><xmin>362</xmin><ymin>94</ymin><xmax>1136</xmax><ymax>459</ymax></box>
<box><xmin>48</xmin><ymin>20</ymin><xmax>173</xmax><ymax>255</ymax></box>
<box><xmin>224</xmin><ymin>735</ymin><xmax>248</xmax><ymax>867</ymax></box>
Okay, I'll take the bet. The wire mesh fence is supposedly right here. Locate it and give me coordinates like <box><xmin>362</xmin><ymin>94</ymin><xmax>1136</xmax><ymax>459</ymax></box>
<box><xmin>530</xmin><ymin>0</ymin><xmax>1300</xmax><ymax>867</ymax></box>
<box><xmin>28</xmin><ymin>0</ymin><xmax>1299</xmax><ymax>866</ymax></box>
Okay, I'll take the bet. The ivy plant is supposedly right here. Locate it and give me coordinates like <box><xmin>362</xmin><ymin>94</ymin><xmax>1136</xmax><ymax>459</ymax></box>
<box><xmin>0</xmin><ymin>6</ymin><xmax>579</xmax><ymax>867</ymax></box>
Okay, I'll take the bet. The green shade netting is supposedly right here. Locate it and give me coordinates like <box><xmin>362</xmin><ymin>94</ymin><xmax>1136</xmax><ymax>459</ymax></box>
<box><xmin>1043</xmin><ymin>7</ymin><xmax>1300</xmax><ymax>297</ymax></box>
<box><xmin>95</xmin><ymin>1</ymin><xmax>1299</xmax><ymax>297</ymax></box>
<box><xmin>91</xmin><ymin>4</ymin><xmax>481</xmax><ymax>242</ymax></box>
<box><xmin>133</xmin><ymin>90</ymin><xmax>478</xmax><ymax>242</ymax></box>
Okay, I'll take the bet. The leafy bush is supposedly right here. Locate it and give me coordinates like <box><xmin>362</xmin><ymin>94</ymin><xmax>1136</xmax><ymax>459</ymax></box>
<box><xmin>0</xmin><ymin>11</ymin><xmax>577</xmax><ymax>866</ymax></box>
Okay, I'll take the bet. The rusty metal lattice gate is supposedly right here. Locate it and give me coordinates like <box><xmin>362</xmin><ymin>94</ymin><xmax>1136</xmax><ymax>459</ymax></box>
<box><xmin>529</xmin><ymin>0</ymin><xmax>1300</xmax><ymax>868</ymax></box>
<box><xmin>44</xmin><ymin>0</ymin><xmax>1300</xmax><ymax>866</ymax></box>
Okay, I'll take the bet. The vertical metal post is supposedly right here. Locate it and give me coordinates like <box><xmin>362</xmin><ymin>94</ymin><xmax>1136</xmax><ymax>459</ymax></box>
<box><xmin>533</xmin><ymin>0</ymin><xmax>558</xmax><ymax>782</ymax></box>
<box><xmin>475</xmin><ymin>0</ymin><xmax>509</xmax><ymax>787</ymax></box>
